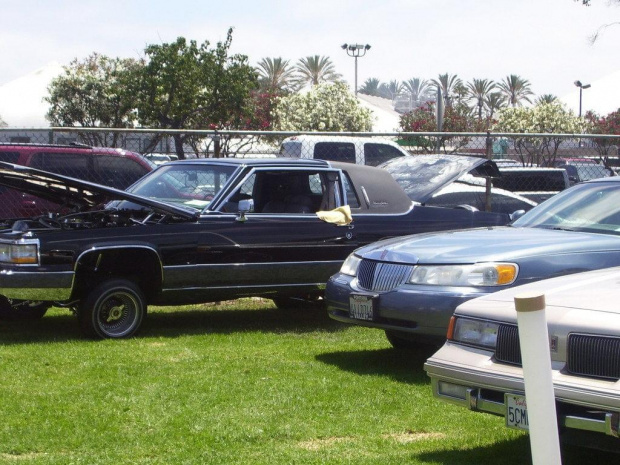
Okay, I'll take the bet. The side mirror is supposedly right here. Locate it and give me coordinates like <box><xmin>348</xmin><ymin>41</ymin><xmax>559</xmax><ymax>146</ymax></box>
<box><xmin>510</xmin><ymin>209</ymin><xmax>526</xmax><ymax>222</ymax></box>
<box><xmin>236</xmin><ymin>199</ymin><xmax>254</xmax><ymax>222</ymax></box>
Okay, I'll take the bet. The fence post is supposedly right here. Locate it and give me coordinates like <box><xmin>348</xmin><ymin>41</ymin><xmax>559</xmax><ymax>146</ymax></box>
<box><xmin>48</xmin><ymin>130</ymin><xmax>54</xmax><ymax>144</ymax></box>
<box><xmin>213</xmin><ymin>133</ymin><xmax>221</xmax><ymax>158</ymax></box>
<box><xmin>514</xmin><ymin>293</ymin><xmax>562</xmax><ymax>465</ymax></box>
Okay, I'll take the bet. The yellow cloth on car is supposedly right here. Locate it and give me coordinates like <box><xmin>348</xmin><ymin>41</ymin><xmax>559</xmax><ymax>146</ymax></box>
<box><xmin>316</xmin><ymin>205</ymin><xmax>353</xmax><ymax>225</ymax></box>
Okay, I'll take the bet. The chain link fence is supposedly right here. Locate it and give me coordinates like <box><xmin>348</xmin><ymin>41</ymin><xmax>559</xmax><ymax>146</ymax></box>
<box><xmin>0</xmin><ymin>128</ymin><xmax>619</xmax><ymax>218</ymax></box>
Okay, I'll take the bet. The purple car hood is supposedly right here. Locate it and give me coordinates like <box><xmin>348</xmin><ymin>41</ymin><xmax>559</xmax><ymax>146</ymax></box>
<box><xmin>356</xmin><ymin>226</ymin><xmax>620</xmax><ymax>264</ymax></box>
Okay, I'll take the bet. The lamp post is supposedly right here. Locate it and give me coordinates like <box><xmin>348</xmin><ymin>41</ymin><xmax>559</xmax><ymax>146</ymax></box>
<box><xmin>341</xmin><ymin>43</ymin><xmax>371</xmax><ymax>96</ymax></box>
<box><xmin>574</xmin><ymin>80</ymin><xmax>591</xmax><ymax>117</ymax></box>
<box><xmin>574</xmin><ymin>80</ymin><xmax>591</xmax><ymax>148</ymax></box>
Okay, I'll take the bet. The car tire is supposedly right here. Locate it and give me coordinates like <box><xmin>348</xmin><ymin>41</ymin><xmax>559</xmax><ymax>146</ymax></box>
<box><xmin>0</xmin><ymin>296</ymin><xmax>49</xmax><ymax>320</ymax></box>
<box><xmin>78</xmin><ymin>279</ymin><xmax>146</xmax><ymax>339</ymax></box>
<box><xmin>384</xmin><ymin>330</ymin><xmax>438</xmax><ymax>351</ymax></box>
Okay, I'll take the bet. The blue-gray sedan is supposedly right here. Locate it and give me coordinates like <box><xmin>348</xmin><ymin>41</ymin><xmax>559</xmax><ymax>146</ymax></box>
<box><xmin>327</xmin><ymin>176</ymin><xmax>620</xmax><ymax>349</ymax></box>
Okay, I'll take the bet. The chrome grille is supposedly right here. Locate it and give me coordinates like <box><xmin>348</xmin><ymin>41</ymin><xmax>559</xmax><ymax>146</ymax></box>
<box><xmin>567</xmin><ymin>334</ymin><xmax>620</xmax><ymax>380</ymax></box>
<box><xmin>357</xmin><ymin>259</ymin><xmax>413</xmax><ymax>292</ymax></box>
<box><xmin>495</xmin><ymin>324</ymin><xmax>522</xmax><ymax>366</ymax></box>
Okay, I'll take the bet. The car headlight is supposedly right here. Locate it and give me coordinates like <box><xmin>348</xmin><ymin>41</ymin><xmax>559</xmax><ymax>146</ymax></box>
<box><xmin>408</xmin><ymin>263</ymin><xmax>517</xmax><ymax>286</ymax></box>
<box><xmin>0</xmin><ymin>241</ymin><xmax>39</xmax><ymax>265</ymax></box>
<box><xmin>340</xmin><ymin>254</ymin><xmax>361</xmax><ymax>277</ymax></box>
<box><xmin>451</xmin><ymin>316</ymin><xmax>499</xmax><ymax>349</ymax></box>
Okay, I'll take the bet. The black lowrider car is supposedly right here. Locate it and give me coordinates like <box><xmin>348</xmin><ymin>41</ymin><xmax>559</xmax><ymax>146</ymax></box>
<box><xmin>0</xmin><ymin>158</ymin><xmax>512</xmax><ymax>339</ymax></box>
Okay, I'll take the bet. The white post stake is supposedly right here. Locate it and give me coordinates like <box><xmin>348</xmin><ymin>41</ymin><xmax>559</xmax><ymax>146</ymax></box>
<box><xmin>514</xmin><ymin>293</ymin><xmax>562</xmax><ymax>465</ymax></box>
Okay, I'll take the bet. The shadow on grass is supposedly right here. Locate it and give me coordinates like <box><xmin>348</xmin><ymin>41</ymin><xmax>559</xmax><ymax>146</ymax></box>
<box><xmin>315</xmin><ymin>346</ymin><xmax>436</xmax><ymax>384</ymax></box>
<box><xmin>414</xmin><ymin>436</ymin><xmax>618</xmax><ymax>465</ymax></box>
<box><xmin>0</xmin><ymin>302</ymin><xmax>346</xmax><ymax>344</ymax></box>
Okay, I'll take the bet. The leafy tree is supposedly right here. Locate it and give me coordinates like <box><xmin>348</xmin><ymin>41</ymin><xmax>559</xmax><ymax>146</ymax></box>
<box><xmin>256</xmin><ymin>57</ymin><xmax>297</xmax><ymax>93</ymax></box>
<box><xmin>272</xmin><ymin>82</ymin><xmax>372</xmax><ymax>132</ymax></box>
<box><xmin>135</xmin><ymin>30</ymin><xmax>258</xmax><ymax>158</ymax></box>
<box><xmin>45</xmin><ymin>53</ymin><xmax>142</xmax><ymax>147</ymax></box>
<box><xmin>494</xmin><ymin>101</ymin><xmax>584</xmax><ymax>165</ymax></box>
<box><xmin>399</xmin><ymin>101</ymin><xmax>480</xmax><ymax>153</ymax></box>
<box><xmin>294</xmin><ymin>55</ymin><xmax>341</xmax><ymax>88</ymax></box>
<box><xmin>359</xmin><ymin>78</ymin><xmax>381</xmax><ymax>96</ymax></box>
<box><xmin>498</xmin><ymin>74</ymin><xmax>534</xmax><ymax>107</ymax></box>
<box><xmin>585</xmin><ymin>108</ymin><xmax>620</xmax><ymax>165</ymax></box>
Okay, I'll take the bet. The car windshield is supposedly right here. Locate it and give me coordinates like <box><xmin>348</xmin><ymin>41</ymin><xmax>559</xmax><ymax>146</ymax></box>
<box><xmin>513</xmin><ymin>181</ymin><xmax>620</xmax><ymax>234</ymax></box>
<box><xmin>127</xmin><ymin>163</ymin><xmax>238</xmax><ymax>210</ymax></box>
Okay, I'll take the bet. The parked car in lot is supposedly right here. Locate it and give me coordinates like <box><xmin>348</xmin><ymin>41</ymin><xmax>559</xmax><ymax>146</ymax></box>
<box><xmin>0</xmin><ymin>157</ymin><xmax>514</xmax><ymax>339</ymax></box>
<box><xmin>379</xmin><ymin>154</ymin><xmax>537</xmax><ymax>215</ymax></box>
<box><xmin>279</xmin><ymin>135</ymin><xmax>410</xmax><ymax>166</ymax></box>
<box><xmin>424</xmin><ymin>267</ymin><xmax>620</xmax><ymax>452</ymax></box>
<box><xmin>0</xmin><ymin>143</ymin><xmax>154</xmax><ymax>218</ymax></box>
<box><xmin>326</xmin><ymin>176</ymin><xmax>620</xmax><ymax>349</ymax></box>
<box><xmin>492</xmin><ymin>166</ymin><xmax>571</xmax><ymax>203</ymax></box>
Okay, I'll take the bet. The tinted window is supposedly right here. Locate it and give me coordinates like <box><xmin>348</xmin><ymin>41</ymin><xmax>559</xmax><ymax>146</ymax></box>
<box><xmin>30</xmin><ymin>152</ymin><xmax>92</xmax><ymax>180</ymax></box>
<box><xmin>493</xmin><ymin>170</ymin><xmax>567</xmax><ymax>192</ymax></box>
<box><xmin>93</xmin><ymin>156</ymin><xmax>150</xmax><ymax>189</ymax></box>
<box><xmin>363</xmin><ymin>143</ymin><xmax>404</xmax><ymax>167</ymax></box>
<box><xmin>0</xmin><ymin>151</ymin><xmax>20</xmax><ymax>164</ymax></box>
<box><xmin>314</xmin><ymin>142</ymin><xmax>356</xmax><ymax>163</ymax></box>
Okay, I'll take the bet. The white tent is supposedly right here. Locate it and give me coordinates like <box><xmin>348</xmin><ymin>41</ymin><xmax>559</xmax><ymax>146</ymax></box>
<box><xmin>560</xmin><ymin>69</ymin><xmax>620</xmax><ymax>117</ymax></box>
<box><xmin>0</xmin><ymin>62</ymin><xmax>63</xmax><ymax>127</ymax></box>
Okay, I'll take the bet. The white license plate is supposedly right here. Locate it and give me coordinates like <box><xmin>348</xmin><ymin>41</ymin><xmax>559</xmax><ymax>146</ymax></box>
<box><xmin>349</xmin><ymin>294</ymin><xmax>375</xmax><ymax>321</ymax></box>
<box><xmin>505</xmin><ymin>394</ymin><xmax>529</xmax><ymax>430</ymax></box>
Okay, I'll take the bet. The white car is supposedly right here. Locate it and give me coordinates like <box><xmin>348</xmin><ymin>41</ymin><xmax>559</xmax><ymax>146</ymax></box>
<box><xmin>424</xmin><ymin>267</ymin><xmax>620</xmax><ymax>452</ymax></box>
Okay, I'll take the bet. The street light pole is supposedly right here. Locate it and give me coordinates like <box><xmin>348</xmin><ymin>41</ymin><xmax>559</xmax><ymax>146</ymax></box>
<box><xmin>341</xmin><ymin>43</ymin><xmax>371</xmax><ymax>96</ymax></box>
<box><xmin>574</xmin><ymin>80</ymin><xmax>591</xmax><ymax>148</ymax></box>
<box><xmin>574</xmin><ymin>80</ymin><xmax>591</xmax><ymax>117</ymax></box>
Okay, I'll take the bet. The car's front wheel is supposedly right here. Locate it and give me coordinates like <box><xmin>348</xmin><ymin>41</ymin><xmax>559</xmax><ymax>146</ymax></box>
<box><xmin>78</xmin><ymin>279</ymin><xmax>146</xmax><ymax>339</ymax></box>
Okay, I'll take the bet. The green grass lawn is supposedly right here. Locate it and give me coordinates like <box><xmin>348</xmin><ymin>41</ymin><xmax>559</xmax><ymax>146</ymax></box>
<box><xmin>0</xmin><ymin>299</ymin><xmax>615</xmax><ymax>464</ymax></box>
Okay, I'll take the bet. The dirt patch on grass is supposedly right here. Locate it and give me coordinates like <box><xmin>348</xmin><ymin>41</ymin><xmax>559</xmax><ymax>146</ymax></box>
<box><xmin>383</xmin><ymin>431</ymin><xmax>446</xmax><ymax>443</ymax></box>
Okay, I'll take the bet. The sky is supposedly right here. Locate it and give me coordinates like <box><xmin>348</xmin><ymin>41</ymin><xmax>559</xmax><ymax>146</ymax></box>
<box><xmin>1</xmin><ymin>0</ymin><xmax>618</xmax><ymax>114</ymax></box>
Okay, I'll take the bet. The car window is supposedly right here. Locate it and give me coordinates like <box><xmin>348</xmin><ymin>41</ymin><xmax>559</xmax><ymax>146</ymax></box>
<box><xmin>92</xmin><ymin>156</ymin><xmax>150</xmax><ymax>189</ymax></box>
<box><xmin>314</xmin><ymin>142</ymin><xmax>356</xmax><ymax>163</ymax></box>
<box><xmin>514</xmin><ymin>182</ymin><xmax>620</xmax><ymax>234</ymax></box>
<box><xmin>426</xmin><ymin>191</ymin><xmax>483</xmax><ymax>210</ymax></box>
<box><xmin>30</xmin><ymin>152</ymin><xmax>91</xmax><ymax>180</ymax></box>
<box><xmin>280</xmin><ymin>141</ymin><xmax>302</xmax><ymax>158</ymax></box>
<box><xmin>363</xmin><ymin>143</ymin><xmax>404</xmax><ymax>167</ymax></box>
<box><xmin>493</xmin><ymin>170</ymin><xmax>567</xmax><ymax>192</ymax></box>
<box><xmin>0</xmin><ymin>151</ymin><xmax>20</xmax><ymax>164</ymax></box>
<box><xmin>129</xmin><ymin>164</ymin><xmax>237</xmax><ymax>210</ymax></box>
<box><xmin>341</xmin><ymin>173</ymin><xmax>361</xmax><ymax>209</ymax></box>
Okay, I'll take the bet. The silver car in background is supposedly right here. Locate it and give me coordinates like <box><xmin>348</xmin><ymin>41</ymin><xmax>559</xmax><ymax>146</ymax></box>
<box><xmin>424</xmin><ymin>267</ymin><xmax>620</xmax><ymax>452</ymax></box>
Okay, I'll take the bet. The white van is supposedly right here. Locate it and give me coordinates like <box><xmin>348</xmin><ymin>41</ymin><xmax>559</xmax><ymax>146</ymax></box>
<box><xmin>279</xmin><ymin>135</ymin><xmax>410</xmax><ymax>166</ymax></box>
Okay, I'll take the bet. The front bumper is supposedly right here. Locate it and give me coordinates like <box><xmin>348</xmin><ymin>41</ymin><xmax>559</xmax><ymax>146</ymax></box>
<box><xmin>0</xmin><ymin>269</ymin><xmax>74</xmax><ymax>301</ymax></box>
<box><xmin>424</xmin><ymin>342</ymin><xmax>620</xmax><ymax>441</ymax></box>
<box><xmin>325</xmin><ymin>272</ymin><xmax>489</xmax><ymax>339</ymax></box>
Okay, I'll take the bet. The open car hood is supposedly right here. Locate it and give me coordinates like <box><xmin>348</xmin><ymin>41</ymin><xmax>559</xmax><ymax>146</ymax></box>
<box><xmin>0</xmin><ymin>161</ymin><xmax>198</xmax><ymax>220</ymax></box>
<box><xmin>379</xmin><ymin>154</ymin><xmax>501</xmax><ymax>204</ymax></box>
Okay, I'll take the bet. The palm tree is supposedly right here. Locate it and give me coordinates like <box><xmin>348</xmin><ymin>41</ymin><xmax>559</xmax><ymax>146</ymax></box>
<box><xmin>359</xmin><ymin>78</ymin><xmax>381</xmax><ymax>96</ymax></box>
<box><xmin>402</xmin><ymin>78</ymin><xmax>431</xmax><ymax>107</ymax></box>
<box><xmin>256</xmin><ymin>57</ymin><xmax>297</xmax><ymax>92</ymax></box>
<box><xmin>467</xmin><ymin>78</ymin><xmax>497</xmax><ymax>120</ymax></box>
<box><xmin>378</xmin><ymin>80</ymin><xmax>402</xmax><ymax>100</ymax></box>
<box><xmin>498</xmin><ymin>74</ymin><xmax>534</xmax><ymax>107</ymax></box>
<box><xmin>535</xmin><ymin>94</ymin><xmax>558</xmax><ymax>105</ymax></box>
<box><xmin>484</xmin><ymin>92</ymin><xmax>507</xmax><ymax>122</ymax></box>
<box><xmin>431</xmin><ymin>73</ymin><xmax>463</xmax><ymax>106</ymax></box>
<box><xmin>294</xmin><ymin>55</ymin><xmax>341</xmax><ymax>87</ymax></box>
